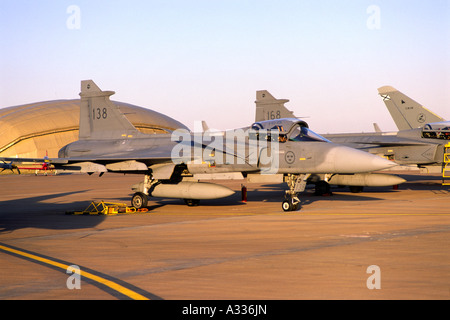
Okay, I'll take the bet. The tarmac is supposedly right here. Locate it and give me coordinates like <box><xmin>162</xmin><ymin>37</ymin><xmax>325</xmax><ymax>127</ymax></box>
<box><xmin>0</xmin><ymin>171</ymin><xmax>449</xmax><ymax>300</ymax></box>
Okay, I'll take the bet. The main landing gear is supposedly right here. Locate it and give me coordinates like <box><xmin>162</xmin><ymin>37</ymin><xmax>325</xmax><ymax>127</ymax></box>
<box><xmin>131</xmin><ymin>192</ymin><xmax>148</xmax><ymax>210</ymax></box>
<box><xmin>131</xmin><ymin>191</ymin><xmax>201</xmax><ymax>209</ymax></box>
<box><xmin>130</xmin><ymin>174</ymin><xmax>203</xmax><ymax>209</ymax></box>
<box><xmin>131</xmin><ymin>174</ymin><xmax>153</xmax><ymax>210</ymax></box>
<box><xmin>282</xmin><ymin>174</ymin><xmax>310</xmax><ymax>212</ymax></box>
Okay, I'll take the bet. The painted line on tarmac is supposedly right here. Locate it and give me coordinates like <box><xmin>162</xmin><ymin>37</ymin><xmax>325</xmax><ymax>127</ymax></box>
<box><xmin>0</xmin><ymin>242</ymin><xmax>162</xmax><ymax>300</ymax></box>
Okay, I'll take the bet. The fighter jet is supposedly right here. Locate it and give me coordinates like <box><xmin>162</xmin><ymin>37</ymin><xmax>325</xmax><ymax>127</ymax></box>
<box><xmin>1</xmin><ymin>80</ymin><xmax>395</xmax><ymax>211</ymax></box>
<box><xmin>254</xmin><ymin>90</ymin><xmax>406</xmax><ymax>193</ymax></box>
<box><xmin>322</xmin><ymin>86</ymin><xmax>449</xmax><ymax>174</ymax></box>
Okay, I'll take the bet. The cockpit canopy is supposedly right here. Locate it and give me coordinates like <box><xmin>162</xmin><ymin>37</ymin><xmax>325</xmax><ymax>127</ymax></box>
<box><xmin>422</xmin><ymin>121</ymin><xmax>450</xmax><ymax>140</ymax></box>
<box><xmin>250</xmin><ymin>118</ymin><xmax>330</xmax><ymax>143</ymax></box>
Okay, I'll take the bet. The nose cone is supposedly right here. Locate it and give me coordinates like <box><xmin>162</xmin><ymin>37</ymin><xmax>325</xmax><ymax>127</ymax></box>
<box><xmin>332</xmin><ymin>145</ymin><xmax>397</xmax><ymax>173</ymax></box>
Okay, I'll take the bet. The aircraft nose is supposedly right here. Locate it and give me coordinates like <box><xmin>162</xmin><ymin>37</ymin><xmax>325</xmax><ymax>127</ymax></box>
<box><xmin>332</xmin><ymin>145</ymin><xmax>397</xmax><ymax>173</ymax></box>
<box><xmin>368</xmin><ymin>154</ymin><xmax>397</xmax><ymax>171</ymax></box>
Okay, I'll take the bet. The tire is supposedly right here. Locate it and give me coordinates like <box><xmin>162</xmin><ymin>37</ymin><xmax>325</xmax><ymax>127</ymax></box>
<box><xmin>282</xmin><ymin>200</ymin><xmax>292</xmax><ymax>212</ymax></box>
<box><xmin>131</xmin><ymin>192</ymin><xmax>148</xmax><ymax>209</ymax></box>
<box><xmin>315</xmin><ymin>180</ymin><xmax>330</xmax><ymax>195</ymax></box>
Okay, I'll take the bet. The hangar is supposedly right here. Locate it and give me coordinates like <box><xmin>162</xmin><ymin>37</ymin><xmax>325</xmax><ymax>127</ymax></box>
<box><xmin>0</xmin><ymin>99</ymin><xmax>188</xmax><ymax>159</ymax></box>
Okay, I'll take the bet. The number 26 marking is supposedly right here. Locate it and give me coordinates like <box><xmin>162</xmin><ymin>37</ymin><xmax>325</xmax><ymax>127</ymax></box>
<box><xmin>93</xmin><ymin>108</ymin><xmax>107</xmax><ymax>120</ymax></box>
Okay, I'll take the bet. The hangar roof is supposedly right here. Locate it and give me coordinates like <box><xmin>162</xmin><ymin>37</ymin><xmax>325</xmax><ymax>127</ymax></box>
<box><xmin>0</xmin><ymin>99</ymin><xmax>189</xmax><ymax>158</ymax></box>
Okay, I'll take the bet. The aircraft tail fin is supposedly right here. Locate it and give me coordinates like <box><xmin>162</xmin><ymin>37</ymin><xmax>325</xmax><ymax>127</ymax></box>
<box><xmin>377</xmin><ymin>86</ymin><xmax>444</xmax><ymax>130</ymax></box>
<box><xmin>373</xmin><ymin>123</ymin><xmax>382</xmax><ymax>133</ymax></box>
<box><xmin>255</xmin><ymin>90</ymin><xmax>296</xmax><ymax>122</ymax></box>
<box><xmin>79</xmin><ymin>80</ymin><xmax>141</xmax><ymax>140</ymax></box>
<box><xmin>201</xmin><ymin>120</ymin><xmax>209</xmax><ymax>132</ymax></box>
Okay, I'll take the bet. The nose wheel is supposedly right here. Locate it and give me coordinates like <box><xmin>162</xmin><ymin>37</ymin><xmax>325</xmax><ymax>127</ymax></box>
<box><xmin>282</xmin><ymin>173</ymin><xmax>309</xmax><ymax>212</ymax></box>
<box><xmin>282</xmin><ymin>195</ymin><xmax>300</xmax><ymax>212</ymax></box>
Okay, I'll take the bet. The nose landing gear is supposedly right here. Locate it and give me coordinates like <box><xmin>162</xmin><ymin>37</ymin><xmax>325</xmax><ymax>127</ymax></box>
<box><xmin>282</xmin><ymin>195</ymin><xmax>300</xmax><ymax>212</ymax></box>
<box><xmin>282</xmin><ymin>173</ymin><xmax>310</xmax><ymax>212</ymax></box>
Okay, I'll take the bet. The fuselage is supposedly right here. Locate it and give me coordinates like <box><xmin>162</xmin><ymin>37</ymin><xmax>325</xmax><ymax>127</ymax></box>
<box><xmin>59</xmin><ymin>119</ymin><xmax>395</xmax><ymax>175</ymax></box>
<box><xmin>323</xmin><ymin>128</ymin><xmax>446</xmax><ymax>166</ymax></box>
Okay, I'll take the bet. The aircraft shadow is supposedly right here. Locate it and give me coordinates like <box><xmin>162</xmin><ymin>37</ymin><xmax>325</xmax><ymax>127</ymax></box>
<box><xmin>0</xmin><ymin>191</ymin><xmax>107</xmax><ymax>234</ymax></box>
<box><xmin>149</xmin><ymin>196</ymin><xmax>248</xmax><ymax>208</ymax></box>
<box><xmin>1</xmin><ymin>175</ymin><xmax>441</xmax><ymax>232</ymax></box>
<box><xmin>396</xmin><ymin>174</ymin><xmax>449</xmax><ymax>191</ymax></box>
<box><xmin>245</xmin><ymin>184</ymin><xmax>389</xmax><ymax>203</ymax></box>
<box><xmin>138</xmin><ymin>183</ymin><xmax>392</xmax><ymax>210</ymax></box>
<box><xmin>243</xmin><ymin>184</ymin><xmax>406</xmax><ymax>211</ymax></box>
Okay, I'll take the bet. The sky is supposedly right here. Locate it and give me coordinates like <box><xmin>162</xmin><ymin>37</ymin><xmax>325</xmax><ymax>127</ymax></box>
<box><xmin>0</xmin><ymin>0</ymin><xmax>449</xmax><ymax>133</ymax></box>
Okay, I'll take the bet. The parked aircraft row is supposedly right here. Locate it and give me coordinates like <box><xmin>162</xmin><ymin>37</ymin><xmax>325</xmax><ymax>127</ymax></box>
<box><xmin>1</xmin><ymin>81</ymin><xmax>446</xmax><ymax>211</ymax></box>
<box><xmin>255</xmin><ymin>86</ymin><xmax>449</xmax><ymax>191</ymax></box>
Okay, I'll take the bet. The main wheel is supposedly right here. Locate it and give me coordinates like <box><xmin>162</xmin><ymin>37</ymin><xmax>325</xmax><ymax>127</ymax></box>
<box><xmin>131</xmin><ymin>192</ymin><xmax>148</xmax><ymax>209</ymax></box>
<box><xmin>282</xmin><ymin>200</ymin><xmax>292</xmax><ymax>212</ymax></box>
<box><xmin>315</xmin><ymin>180</ymin><xmax>331</xmax><ymax>195</ymax></box>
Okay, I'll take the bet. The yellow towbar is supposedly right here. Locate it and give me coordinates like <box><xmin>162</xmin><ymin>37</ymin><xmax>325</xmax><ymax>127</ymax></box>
<box><xmin>66</xmin><ymin>201</ymin><xmax>147</xmax><ymax>215</ymax></box>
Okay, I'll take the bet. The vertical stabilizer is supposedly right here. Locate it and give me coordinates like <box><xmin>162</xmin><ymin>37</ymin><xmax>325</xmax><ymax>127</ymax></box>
<box><xmin>255</xmin><ymin>90</ymin><xmax>296</xmax><ymax>122</ymax></box>
<box><xmin>373</xmin><ymin>123</ymin><xmax>382</xmax><ymax>133</ymax></box>
<box><xmin>79</xmin><ymin>80</ymin><xmax>141</xmax><ymax>139</ymax></box>
<box><xmin>378</xmin><ymin>86</ymin><xmax>444</xmax><ymax>130</ymax></box>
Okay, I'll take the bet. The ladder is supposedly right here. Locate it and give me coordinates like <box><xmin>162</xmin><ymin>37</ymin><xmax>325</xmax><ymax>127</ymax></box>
<box><xmin>443</xmin><ymin>143</ymin><xmax>450</xmax><ymax>186</ymax></box>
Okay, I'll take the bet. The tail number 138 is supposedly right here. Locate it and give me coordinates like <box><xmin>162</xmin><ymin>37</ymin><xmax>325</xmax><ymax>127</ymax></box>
<box><xmin>93</xmin><ymin>108</ymin><xmax>108</xmax><ymax>120</ymax></box>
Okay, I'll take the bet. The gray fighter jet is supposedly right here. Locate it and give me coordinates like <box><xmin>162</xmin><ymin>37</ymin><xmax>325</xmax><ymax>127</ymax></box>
<box><xmin>255</xmin><ymin>87</ymin><xmax>449</xmax><ymax>192</ymax></box>
<box><xmin>323</xmin><ymin>86</ymin><xmax>449</xmax><ymax>174</ymax></box>
<box><xmin>1</xmin><ymin>80</ymin><xmax>395</xmax><ymax>211</ymax></box>
<box><xmin>255</xmin><ymin>90</ymin><xmax>406</xmax><ymax>193</ymax></box>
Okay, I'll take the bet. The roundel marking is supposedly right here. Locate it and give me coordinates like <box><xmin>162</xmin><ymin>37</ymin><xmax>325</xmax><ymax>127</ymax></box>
<box><xmin>285</xmin><ymin>151</ymin><xmax>295</xmax><ymax>164</ymax></box>
<box><xmin>417</xmin><ymin>113</ymin><xmax>426</xmax><ymax>123</ymax></box>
